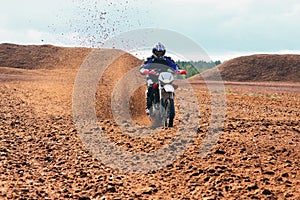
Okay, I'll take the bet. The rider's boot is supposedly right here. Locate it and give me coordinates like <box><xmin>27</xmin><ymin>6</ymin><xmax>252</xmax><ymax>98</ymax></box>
<box><xmin>145</xmin><ymin>88</ymin><xmax>153</xmax><ymax>115</ymax></box>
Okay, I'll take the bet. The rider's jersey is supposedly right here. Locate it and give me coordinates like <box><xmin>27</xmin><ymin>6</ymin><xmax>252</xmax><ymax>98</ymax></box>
<box><xmin>140</xmin><ymin>56</ymin><xmax>179</xmax><ymax>85</ymax></box>
<box><xmin>142</xmin><ymin>56</ymin><xmax>179</xmax><ymax>72</ymax></box>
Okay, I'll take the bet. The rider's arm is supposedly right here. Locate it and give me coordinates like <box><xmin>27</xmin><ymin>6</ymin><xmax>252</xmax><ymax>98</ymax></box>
<box><xmin>165</xmin><ymin>57</ymin><xmax>179</xmax><ymax>72</ymax></box>
<box><xmin>140</xmin><ymin>58</ymin><xmax>154</xmax><ymax>71</ymax></box>
<box><xmin>139</xmin><ymin>67</ymin><xmax>149</xmax><ymax>74</ymax></box>
<box><xmin>139</xmin><ymin>57</ymin><xmax>155</xmax><ymax>74</ymax></box>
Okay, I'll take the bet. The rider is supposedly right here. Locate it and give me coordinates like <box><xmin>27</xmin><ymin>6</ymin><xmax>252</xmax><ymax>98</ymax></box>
<box><xmin>139</xmin><ymin>42</ymin><xmax>179</xmax><ymax>115</ymax></box>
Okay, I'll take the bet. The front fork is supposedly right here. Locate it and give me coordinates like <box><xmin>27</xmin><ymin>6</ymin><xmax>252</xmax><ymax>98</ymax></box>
<box><xmin>159</xmin><ymin>84</ymin><xmax>174</xmax><ymax>115</ymax></box>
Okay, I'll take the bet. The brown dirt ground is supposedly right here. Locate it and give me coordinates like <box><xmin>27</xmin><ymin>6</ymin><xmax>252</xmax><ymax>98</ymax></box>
<box><xmin>0</xmin><ymin>44</ymin><xmax>299</xmax><ymax>199</ymax></box>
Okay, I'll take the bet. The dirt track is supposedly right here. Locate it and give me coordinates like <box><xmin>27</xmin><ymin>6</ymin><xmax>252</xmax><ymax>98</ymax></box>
<box><xmin>0</xmin><ymin>49</ymin><xmax>299</xmax><ymax>199</ymax></box>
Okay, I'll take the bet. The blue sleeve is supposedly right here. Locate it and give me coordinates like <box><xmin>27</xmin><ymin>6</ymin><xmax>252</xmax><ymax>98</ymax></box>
<box><xmin>143</xmin><ymin>59</ymin><xmax>154</xmax><ymax>69</ymax></box>
<box><xmin>165</xmin><ymin>58</ymin><xmax>179</xmax><ymax>71</ymax></box>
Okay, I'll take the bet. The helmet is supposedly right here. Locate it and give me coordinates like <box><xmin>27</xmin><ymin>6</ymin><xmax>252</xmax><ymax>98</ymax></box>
<box><xmin>152</xmin><ymin>42</ymin><xmax>166</xmax><ymax>59</ymax></box>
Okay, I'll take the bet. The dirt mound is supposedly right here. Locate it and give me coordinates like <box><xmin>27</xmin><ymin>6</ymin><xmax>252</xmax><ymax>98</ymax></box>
<box><xmin>199</xmin><ymin>54</ymin><xmax>300</xmax><ymax>82</ymax></box>
<box><xmin>0</xmin><ymin>43</ymin><xmax>91</xmax><ymax>69</ymax></box>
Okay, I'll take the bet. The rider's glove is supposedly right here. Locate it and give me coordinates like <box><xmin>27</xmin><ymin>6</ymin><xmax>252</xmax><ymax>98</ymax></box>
<box><xmin>140</xmin><ymin>68</ymin><xmax>149</xmax><ymax>75</ymax></box>
<box><xmin>148</xmin><ymin>70</ymin><xmax>157</xmax><ymax>75</ymax></box>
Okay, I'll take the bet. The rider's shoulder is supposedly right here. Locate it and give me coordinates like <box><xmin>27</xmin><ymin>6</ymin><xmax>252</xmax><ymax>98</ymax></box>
<box><xmin>164</xmin><ymin>56</ymin><xmax>175</xmax><ymax>62</ymax></box>
<box><xmin>144</xmin><ymin>56</ymin><xmax>155</xmax><ymax>64</ymax></box>
<box><xmin>165</xmin><ymin>56</ymin><xmax>173</xmax><ymax>60</ymax></box>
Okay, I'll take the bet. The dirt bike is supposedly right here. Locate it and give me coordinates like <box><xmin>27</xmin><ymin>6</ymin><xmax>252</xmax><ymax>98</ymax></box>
<box><xmin>142</xmin><ymin>68</ymin><xmax>186</xmax><ymax>127</ymax></box>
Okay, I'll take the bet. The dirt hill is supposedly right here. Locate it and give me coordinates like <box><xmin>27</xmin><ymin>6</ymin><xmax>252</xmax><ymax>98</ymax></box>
<box><xmin>199</xmin><ymin>54</ymin><xmax>300</xmax><ymax>82</ymax></box>
<box><xmin>0</xmin><ymin>43</ymin><xmax>91</xmax><ymax>70</ymax></box>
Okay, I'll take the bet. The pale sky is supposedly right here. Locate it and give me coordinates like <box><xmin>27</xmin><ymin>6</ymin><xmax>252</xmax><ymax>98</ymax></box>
<box><xmin>1</xmin><ymin>0</ymin><xmax>300</xmax><ymax>61</ymax></box>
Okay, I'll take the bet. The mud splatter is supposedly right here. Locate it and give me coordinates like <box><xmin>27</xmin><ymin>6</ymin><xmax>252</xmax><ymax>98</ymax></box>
<box><xmin>50</xmin><ymin>0</ymin><xmax>152</xmax><ymax>47</ymax></box>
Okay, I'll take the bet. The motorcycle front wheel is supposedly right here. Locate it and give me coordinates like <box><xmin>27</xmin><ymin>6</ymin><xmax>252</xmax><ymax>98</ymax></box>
<box><xmin>164</xmin><ymin>98</ymin><xmax>175</xmax><ymax>127</ymax></box>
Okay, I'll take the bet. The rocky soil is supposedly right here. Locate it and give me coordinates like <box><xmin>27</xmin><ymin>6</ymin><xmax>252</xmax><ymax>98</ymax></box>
<box><xmin>0</xmin><ymin>44</ymin><xmax>299</xmax><ymax>199</ymax></box>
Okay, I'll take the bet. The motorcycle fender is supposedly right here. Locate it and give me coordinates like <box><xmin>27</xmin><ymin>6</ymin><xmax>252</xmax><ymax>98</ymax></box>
<box><xmin>163</xmin><ymin>84</ymin><xmax>175</xmax><ymax>93</ymax></box>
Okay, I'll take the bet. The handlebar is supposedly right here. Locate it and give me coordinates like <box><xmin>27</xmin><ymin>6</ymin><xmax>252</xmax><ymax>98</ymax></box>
<box><xmin>176</xmin><ymin>69</ymin><xmax>187</xmax><ymax>75</ymax></box>
<box><xmin>141</xmin><ymin>69</ymin><xmax>158</xmax><ymax>75</ymax></box>
<box><xmin>141</xmin><ymin>69</ymin><xmax>187</xmax><ymax>76</ymax></box>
